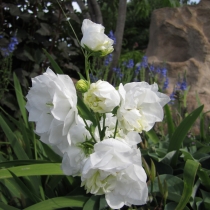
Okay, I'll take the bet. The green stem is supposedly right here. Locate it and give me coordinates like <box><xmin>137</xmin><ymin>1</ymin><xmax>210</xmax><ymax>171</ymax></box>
<box><xmin>113</xmin><ymin>120</ymin><xmax>118</xmax><ymax>138</ymax></box>
<box><xmin>82</xmin><ymin>118</ymin><xmax>97</xmax><ymax>143</ymax></box>
<box><xmin>56</xmin><ymin>0</ymin><xmax>85</xmax><ymax>56</ymax></box>
<box><xmin>95</xmin><ymin>113</ymin><xmax>102</xmax><ymax>140</ymax></box>
<box><xmin>31</xmin><ymin>122</ymin><xmax>37</xmax><ymax>160</ymax></box>
<box><xmin>85</xmin><ymin>51</ymin><xmax>90</xmax><ymax>83</ymax></box>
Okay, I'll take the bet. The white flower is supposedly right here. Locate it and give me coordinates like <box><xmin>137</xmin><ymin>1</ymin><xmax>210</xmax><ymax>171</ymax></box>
<box><xmin>26</xmin><ymin>67</ymin><xmax>78</xmax><ymax>143</ymax></box>
<box><xmin>62</xmin><ymin>146</ymin><xmax>87</xmax><ymax>176</ymax></box>
<box><xmin>81</xmin><ymin>19</ymin><xmax>114</xmax><ymax>56</ymax></box>
<box><xmin>61</xmin><ymin>117</ymin><xmax>92</xmax><ymax>176</ymax></box>
<box><xmin>81</xmin><ymin>138</ymin><xmax>148</xmax><ymax>209</ymax></box>
<box><xmin>84</xmin><ymin>80</ymin><xmax>120</xmax><ymax>113</ymax></box>
<box><xmin>94</xmin><ymin>113</ymin><xmax>141</xmax><ymax>146</ymax></box>
<box><xmin>117</xmin><ymin>82</ymin><xmax>170</xmax><ymax>132</ymax></box>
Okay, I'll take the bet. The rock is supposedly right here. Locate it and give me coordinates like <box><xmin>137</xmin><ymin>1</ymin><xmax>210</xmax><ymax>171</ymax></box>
<box><xmin>146</xmin><ymin>0</ymin><xmax>210</xmax><ymax>115</ymax></box>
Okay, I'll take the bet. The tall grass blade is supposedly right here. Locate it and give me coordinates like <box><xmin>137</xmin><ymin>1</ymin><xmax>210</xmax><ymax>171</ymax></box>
<box><xmin>8</xmin><ymin>170</ymin><xmax>41</xmax><ymax>203</ymax></box>
<box><xmin>164</xmin><ymin>104</ymin><xmax>175</xmax><ymax>138</ymax></box>
<box><xmin>146</xmin><ymin>129</ymin><xmax>159</xmax><ymax>144</ymax></box>
<box><xmin>0</xmin><ymin>163</ymin><xmax>63</xmax><ymax>179</ymax></box>
<box><xmin>23</xmin><ymin>196</ymin><xmax>88</xmax><ymax>210</ymax></box>
<box><xmin>0</xmin><ymin>202</ymin><xmax>20</xmax><ymax>210</ymax></box>
<box><xmin>42</xmin><ymin>49</ymin><xmax>63</xmax><ymax>74</ymax></box>
<box><xmin>168</xmin><ymin>105</ymin><xmax>203</xmax><ymax>165</ymax></box>
<box><xmin>13</xmin><ymin>73</ymin><xmax>28</xmax><ymax>128</ymax></box>
<box><xmin>175</xmin><ymin>160</ymin><xmax>200</xmax><ymax>210</ymax></box>
<box><xmin>0</xmin><ymin>115</ymin><xmax>28</xmax><ymax>160</ymax></box>
<box><xmin>196</xmin><ymin>92</ymin><xmax>206</xmax><ymax>140</ymax></box>
<box><xmin>168</xmin><ymin>105</ymin><xmax>203</xmax><ymax>152</ymax></box>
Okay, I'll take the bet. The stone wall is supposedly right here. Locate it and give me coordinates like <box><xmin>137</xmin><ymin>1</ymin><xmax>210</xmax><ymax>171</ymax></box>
<box><xmin>146</xmin><ymin>0</ymin><xmax>210</xmax><ymax>113</ymax></box>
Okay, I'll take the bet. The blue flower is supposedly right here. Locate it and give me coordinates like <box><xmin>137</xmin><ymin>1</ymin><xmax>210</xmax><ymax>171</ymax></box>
<box><xmin>162</xmin><ymin>77</ymin><xmax>169</xmax><ymax>90</ymax></box>
<box><xmin>180</xmin><ymin>78</ymin><xmax>187</xmax><ymax>91</ymax></box>
<box><xmin>141</xmin><ymin>56</ymin><xmax>148</xmax><ymax>68</ymax></box>
<box><xmin>108</xmin><ymin>30</ymin><xmax>116</xmax><ymax>44</ymax></box>
<box><xmin>113</xmin><ymin>67</ymin><xmax>123</xmax><ymax>80</ymax></box>
<box><xmin>149</xmin><ymin>65</ymin><xmax>155</xmax><ymax>72</ymax></box>
<box><xmin>104</xmin><ymin>53</ymin><xmax>113</xmax><ymax>66</ymax></box>
<box><xmin>155</xmin><ymin>67</ymin><xmax>161</xmax><ymax>74</ymax></box>
<box><xmin>161</xmin><ymin>67</ymin><xmax>167</xmax><ymax>78</ymax></box>
<box><xmin>134</xmin><ymin>64</ymin><xmax>141</xmax><ymax>76</ymax></box>
<box><xmin>0</xmin><ymin>36</ymin><xmax>18</xmax><ymax>57</ymax></box>
<box><xmin>169</xmin><ymin>92</ymin><xmax>176</xmax><ymax>104</ymax></box>
<box><xmin>126</xmin><ymin>59</ymin><xmax>134</xmax><ymax>69</ymax></box>
<box><xmin>89</xmin><ymin>74</ymin><xmax>98</xmax><ymax>83</ymax></box>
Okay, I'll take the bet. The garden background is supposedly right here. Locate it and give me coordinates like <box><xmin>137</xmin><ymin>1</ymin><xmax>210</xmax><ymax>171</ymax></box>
<box><xmin>1</xmin><ymin>0</ymin><xmax>210</xmax><ymax>210</ymax></box>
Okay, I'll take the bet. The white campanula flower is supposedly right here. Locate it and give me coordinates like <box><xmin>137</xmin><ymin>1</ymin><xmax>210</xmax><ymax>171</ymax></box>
<box><xmin>61</xmin><ymin>118</ymin><xmax>92</xmax><ymax>176</ymax></box>
<box><xmin>61</xmin><ymin>146</ymin><xmax>87</xmax><ymax>177</ymax></box>
<box><xmin>117</xmin><ymin>82</ymin><xmax>170</xmax><ymax>133</ymax></box>
<box><xmin>81</xmin><ymin>138</ymin><xmax>148</xmax><ymax>209</ymax></box>
<box><xmin>81</xmin><ymin>19</ymin><xmax>114</xmax><ymax>56</ymax></box>
<box><xmin>94</xmin><ymin>113</ymin><xmax>141</xmax><ymax>146</ymax></box>
<box><xmin>26</xmin><ymin>67</ymin><xmax>78</xmax><ymax>145</ymax></box>
<box><xmin>84</xmin><ymin>80</ymin><xmax>120</xmax><ymax>113</ymax></box>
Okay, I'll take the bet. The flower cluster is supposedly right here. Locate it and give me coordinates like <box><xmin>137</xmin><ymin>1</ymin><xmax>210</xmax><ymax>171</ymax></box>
<box><xmin>0</xmin><ymin>35</ymin><xmax>18</xmax><ymax>57</ymax></box>
<box><xmin>170</xmin><ymin>77</ymin><xmax>187</xmax><ymax>104</ymax></box>
<box><xmin>26</xmin><ymin>19</ymin><xmax>170</xmax><ymax>209</ymax></box>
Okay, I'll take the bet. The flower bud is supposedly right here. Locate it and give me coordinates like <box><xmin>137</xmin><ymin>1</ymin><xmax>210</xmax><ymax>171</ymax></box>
<box><xmin>76</xmin><ymin>79</ymin><xmax>89</xmax><ymax>93</ymax></box>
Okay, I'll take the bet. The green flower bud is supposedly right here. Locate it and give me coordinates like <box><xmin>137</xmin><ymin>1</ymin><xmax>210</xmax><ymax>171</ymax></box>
<box><xmin>76</xmin><ymin>79</ymin><xmax>89</xmax><ymax>93</ymax></box>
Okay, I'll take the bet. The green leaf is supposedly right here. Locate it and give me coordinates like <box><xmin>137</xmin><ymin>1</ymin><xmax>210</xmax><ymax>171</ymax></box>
<box><xmin>42</xmin><ymin>49</ymin><xmax>63</xmax><ymax>74</ymax></box>
<box><xmin>146</xmin><ymin>129</ymin><xmax>159</xmax><ymax>144</ymax></box>
<box><xmin>0</xmin><ymin>178</ymin><xmax>29</xmax><ymax>203</ymax></box>
<box><xmin>180</xmin><ymin>149</ymin><xmax>197</xmax><ymax>161</ymax></box>
<box><xmin>168</xmin><ymin>105</ymin><xmax>203</xmax><ymax>152</ymax></box>
<box><xmin>8</xmin><ymin>170</ymin><xmax>40</xmax><ymax>203</ymax></box>
<box><xmin>0</xmin><ymin>108</ymin><xmax>32</xmax><ymax>158</ymax></box>
<box><xmin>0</xmin><ymin>115</ymin><xmax>28</xmax><ymax>160</ymax></box>
<box><xmin>0</xmin><ymin>202</ymin><xmax>21</xmax><ymax>210</ymax></box>
<box><xmin>149</xmin><ymin>174</ymin><xmax>183</xmax><ymax>202</ymax></box>
<box><xmin>168</xmin><ymin>105</ymin><xmax>204</xmax><ymax>166</ymax></box>
<box><xmin>164</xmin><ymin>104</ymin><xmax>175</xmax><ymax>138</ymax></box>
<box><xmin>99</xmin><ymin>195</ymin><xmax>108</xmax><ymax>210</ymax></box>
<box><xmin>13</xmin><ymin>73</ymin><xmax>28</xmax><ymax>127</ymax></box>
<box><xmin>0</xmin><ymin>160</ymin><xmax>51</xmax><ymax>168</ymax></box>
<box><xmin>165</xmin><ymin>202</ymin><xmax>190</xmax><ymax>210</ymax></box>
<box><xmin>0</xmin><ymin>163</ymin><xmax>63</xmax><ymax>179</ymax></box>
<box><xmin>23</xmin><ymin>196</ymin><xmax>88</xmax><ymax>210</ymax></box>
<box><xmin>175</xmin><ymin>160</ymin><xmax>200</xmax><ymax>210</ymax></box>
<box><xmin>41</xmin><ymin>143</ymin><xmax>62</xmax><ymax>162</ymax></box>
<box><xmin>77</xmin><ymin>71</ymin><xmax>86</xmax><ymax>80</ymax></box>
<box><xmin>83</xmin><ymin>195</ymin><xmax>100</xmax><ymax>210</ymax></box>
<box><xmin>197</xmin><ymin>169</ymin><xmax>210</xmax><ymax>191</ymax></box>
<box><xmin>142</xmin><ymin>158</ymin><xmax>150</xmax><ymax>177</ymax></box>
<box><xmin>200</xmin><ymin>190</ymin><xmax>210</xmax><ymax>209</ymax></box>
<box><xmin>150</xmin><ymin>159</ymin><xmax>156</xmax><ymax>182</ymax></box>
<box><xmin>196</xmin><ymin>92</ymin><xmax>206</xmax><ymax>140</ymax></box>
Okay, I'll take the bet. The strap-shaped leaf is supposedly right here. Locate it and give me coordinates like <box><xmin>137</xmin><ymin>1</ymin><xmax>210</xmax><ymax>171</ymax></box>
<box><xmin>42</xmin><ymin>48</ymin><xmax>63</xmax><ymax>74</ymax></box>
<box><xmin>168</xmin><ymin>105</ymin><xmax>203</xmax><ymax>166</ymax></box>
<box><xmin>175</xmin><ymin>159</ymin><xmax>200</xmax><ymax>210</ymax></box>
<box><xmin>0</xmin><ymin>163</ymin><xmax>63</xmax><ymax>179</ymax></box>
<box><xmin>146</xmin><ymin>129</ymin><xmax>159</xmax><ymax>144</ymax></box>
<box><xmin>13</xmin><ymin>73</ymin><xmax>28</xmax><ymax>128</ymax></box>
<box><xmin>0</xmin><ymin>202</ymin><xmax>20</xmax><ymax>210</ymax></box>
<box><xmin>83</xmin><ymin>195</ymin><xmax>100</xmax><ymax>210</ymax></box>
<box><xmin>164</xmin><ymin>104</ymin><xmax>175</xmax><ymax>138</ymax></box>
<box><xmin>23</xmin><ymin>196</ymin><xmax>88</xmax><ymax>210</ymax></box>
<box><xmin>168</xmin><ymin>105</ymin><xmax>203</xmax><ymax>152</ymax></box>
<box><xmin>0</xmin><ymin>115</ymin><xmax>28</xmax><ymax>160</ymax></box>
<box><xmin>8</xmin><ymin>170</ymin><xmax>40</xmax><ymax>203</ymax></box>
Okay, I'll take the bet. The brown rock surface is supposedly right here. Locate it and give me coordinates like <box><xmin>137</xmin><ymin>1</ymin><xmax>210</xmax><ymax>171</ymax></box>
<box><xmin>146</xmin><ymin>0</ymin><xmax>210</xmax><ymax>113</ymax></box>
